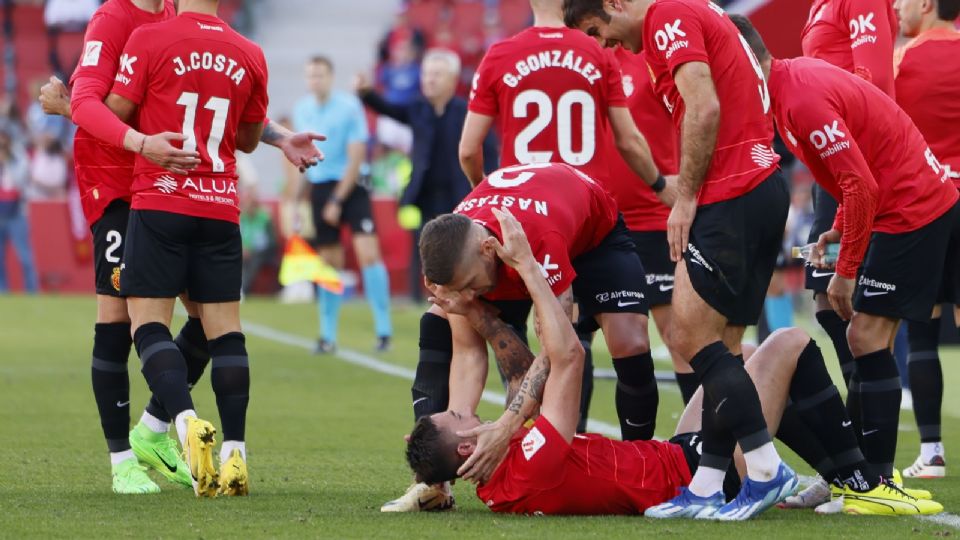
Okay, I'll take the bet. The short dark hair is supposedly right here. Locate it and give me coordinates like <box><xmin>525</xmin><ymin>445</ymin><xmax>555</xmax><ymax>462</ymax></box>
<box><xmin>562</xmin><ymin>0</ymin><xmax>610</xmax><ymax>28</ymax></box>
<box><xmin>729</xmin><ymin>14</ymin><xmax>770</xmax><ymax>63</ymax></box>
<box><xmin>308</xmin><ymin>55</ymin><xmax>334</xmax><ymax>72</ymax></box>
<box><xmin>419</xmin><ymin>214</ymin><xmax>473</xmax><ymax>285</ymax></box>
<box><xmin>406</xmin><ymin>416</ymin><xmax>461</xmax><ymax>484</ymax></box>
<box><xmin>938</xmin><ymin>0</ymin><xmax>960</xmax><ymax>21</ymax></box>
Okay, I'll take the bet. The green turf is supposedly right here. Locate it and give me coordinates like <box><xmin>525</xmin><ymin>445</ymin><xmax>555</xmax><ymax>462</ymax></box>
<box><xmin>0</xmin><ymin>295</ymin><xmax>957</xmax><ymax>538</ymax></box>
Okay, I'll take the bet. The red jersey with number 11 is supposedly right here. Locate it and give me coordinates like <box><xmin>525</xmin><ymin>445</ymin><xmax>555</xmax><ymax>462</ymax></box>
<box><xmin>642</xmin><ymin>0</ymin><xmax>779</xmax><ymax>206</ymax></box>
<box><xmin>469</xmin><ymin>26</ymin><xmax>626</xmax><ymax>183</ymax></box>
<box><xmin>111</xmin><ymin>12</ymin><xmax>269</xmax><ymax>223</ymax></box>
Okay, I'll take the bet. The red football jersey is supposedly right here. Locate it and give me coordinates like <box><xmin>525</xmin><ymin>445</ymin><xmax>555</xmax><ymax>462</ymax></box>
<box><xmin>605</xmin><ymin>48</ymin><xmax>676</xmax><ymax>232</ymax></box>
<box><xmin>111</xmin><ymin>12</ymin><xmax>269</xmax><ymax>224</ymax></box>
<box><xmin>69</xmin><ymin>0</ymin><xmax>175</xmax><ymax>226</ymax></box>
<box><xmin>801</xmin><ymin>0</ymin><xmax>897</xmax><ymax>96</ymax></box>
<box><xmin>476</xmin><ymin>416</ymin><xmax>691</xmax><ymax>515</ymax></box>
<box><xmin>769</xmin><ymin>57</ymin><xmax>957</xmax><ymax>279</ymax></box>
<box><xmin>469</xmin><ymin>26</ymin><xmax>626</xmax><ymax>182</ymax></box>
<box><xmin>894</xmin><ymin>28</ymin><xmax>960</xmax><ymax>188</ymax></box>
<box><xmin>453</xmin><ymin>163</ymin><xmax>618</xmax><ymax>300</ymax></box>
<box><xmin>642</xmin><ymin>0</ymin><xmax>779</xmax><ymax>206</ymax></box>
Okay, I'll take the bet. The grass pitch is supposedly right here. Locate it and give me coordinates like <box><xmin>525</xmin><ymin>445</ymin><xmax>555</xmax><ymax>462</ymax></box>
<box><xmin>0</xmin><ymin>294</ymin><xmax>957</xmax><ymax>538</ymax></box>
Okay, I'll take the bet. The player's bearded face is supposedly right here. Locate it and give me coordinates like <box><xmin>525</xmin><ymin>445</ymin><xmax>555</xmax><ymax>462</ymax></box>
<box><xmin>893</xmin><ymin>0</ymin><xmax>923</xmax><ymax>38</ymax></box>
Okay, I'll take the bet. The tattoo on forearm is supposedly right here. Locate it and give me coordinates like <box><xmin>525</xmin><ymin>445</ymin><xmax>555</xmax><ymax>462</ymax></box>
<box><xmin>260</xmin><ymin>121</ymin><xmax>281</xmax><ymax>144</ymax></box>
<box><xmin>471</xmin><ymin>308</ymin><xmax>534</xmax><ymax>384</ymax></box>
<box><xmin>505</xmin><ymin>356</ymin><xmax>550</xmax><ymax>419</ymax></box>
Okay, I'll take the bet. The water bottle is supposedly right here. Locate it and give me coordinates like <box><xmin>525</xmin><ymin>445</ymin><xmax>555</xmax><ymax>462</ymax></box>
<box><xmin>792</xmin><ymin>243</ymin><xmax>840</xmax><ymax>266</ymax></box>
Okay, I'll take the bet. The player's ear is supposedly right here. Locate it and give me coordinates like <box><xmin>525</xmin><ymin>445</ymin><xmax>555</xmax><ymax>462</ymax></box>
<box><xmin>457</xmin><ymin>441</ymin><xmax>476</xmax><ymax>456</ymax></box>
<box><xmin>480</xmin><ymin>236</ymin><xmax>498</xmax><ymax>258</ymax></box>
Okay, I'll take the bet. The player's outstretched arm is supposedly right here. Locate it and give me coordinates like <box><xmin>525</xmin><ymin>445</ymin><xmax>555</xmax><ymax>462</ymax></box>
<box><xmin>668</xmin><ymin>61</ymin><xmax>720</xmax><ymax>262</ymax></box>
<box><xmin>459</xmin><ymin>112</ymin><xmax>495</xmax><ymax>186</ymax></box>
<box><xmin>489</xmin><ymin>208</ymin><xmax>584</xmax><ymax>442</ymax></box>
<box><xmin>259</xmin><ymin>119</ymin><xmax>326</xmax><ymax>173</ymax></box>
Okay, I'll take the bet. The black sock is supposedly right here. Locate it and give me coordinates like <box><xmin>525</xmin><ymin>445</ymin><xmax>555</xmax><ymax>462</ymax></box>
<box><xmin>177</xmin><ymin>317</ymin><xmax>210</xmax><ymax>389</ymax></box>
<box><xmin>776</xmin><ymin>404</ymin><xmax>835</xmax><ymax>479</ymax></box>
<box><xmin>907</xmin><ymin>318</ymin><xmax>943</xmax><ymax>443</ymax></box>
<box><xmin>612</xmin><ymin>352</ymin><xmax>658</xmax><ymax>440</ymax></box>
<box><xmin>92</xmin><ymin>322</ymin><xmax>133</xmax><ymax>453</ymax></box>
<box><xmin>855</xmin><ymin>348</ymin><xmax>901</xmax><ymax>477</ymax></box>
<box><xmin>691</xmin><ymin>342</ymin><xmax>771</xmax><ymax>452</ymax></box>
<box><xmin>144</xmin><ymin>317</ymin><xmax>211</xmax><ymax>423</ymax></box>
<box><xmin>790</xmin><ymin>340</ymin><xmax>875</xmax><ymax>490</ymax></box>
<box><xmin>411</xmin><ymin>313</ymin><xmax>452</xmax><ymax>420</ymax></box>
<box><xmin>577</xmin><ymin>334</ymin><xmax>594</xmax><ymax>434</ymax></box>
<box><xmin>209</xmin><ymin>332</ymin><xmax>250</xmax><ymax>441</ymax></box>
<box><xmin>134</xmin><ymin>322</ymin><xmax>194</xmax><ymax>419</ymax></box>
<box><xmin>676</xmin><ymin>372</ymin><xmax>699</xmax><ymax>405</ymax></box>
<box><xmin>815</xmin><ymin>309</ymin><xmax>862</xmax><ymax>440</ymax></box>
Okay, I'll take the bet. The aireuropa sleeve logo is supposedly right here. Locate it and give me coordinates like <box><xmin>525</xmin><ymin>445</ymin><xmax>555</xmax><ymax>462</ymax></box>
<box><xmin>81</xmin><ymin>40</ymin><xmax>103</xmax><ymax>67</ymax></box>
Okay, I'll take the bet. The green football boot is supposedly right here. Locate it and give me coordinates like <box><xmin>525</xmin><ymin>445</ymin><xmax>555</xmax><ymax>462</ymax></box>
<box><xmin>112</xmin><ymin>457</ymin><xmax>160</xmax><ymax>494</ymax></box>
<box><xmin>129</xmin><ymin>422</ymin><xmax>192</xmax><ymax>488</ymax></box>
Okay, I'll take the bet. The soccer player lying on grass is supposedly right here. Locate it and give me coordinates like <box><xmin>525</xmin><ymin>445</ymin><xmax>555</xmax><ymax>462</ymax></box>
<box><xmin>406</xmin><ymin>207</ymin><xmax>943</xmax><ymax>517</ymax></box>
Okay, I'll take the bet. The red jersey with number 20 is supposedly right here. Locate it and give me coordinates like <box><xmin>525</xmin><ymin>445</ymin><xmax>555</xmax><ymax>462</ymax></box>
<box><xmin>69</xmin><ymin>0</ymin><xmax>175</xmax><ymax>226</ymax></box>
<box><xmin>801</xmin><ymin>0</ymin><xmax>897</xmax><ymax>96</ymax></box>
<box><xmin>469</xmin><ymin>26</ymin><xmax>626</xmax><ymax>182</ymax></box>
<box><xmin>453</xmin><ymin>163</ymin><xmax>618</xmax><ymax>301</ymax></box>
<box><xmin>111</xmin><ymin>12</ymin><xmax>269</xmax><ymax>224</ymax></box>
<box><xmin>769</xmin><ymin>57</ymin><xmax>957</xmax><ymax>279</ymax></box>
<box><xmin>642</xmin><ymin>0</ymin><xmax>779</xmax><ymax>206</ymax></box>
<box><xmin>476</xmin><ymin>416</ymin><xmax>691</xmax><ymax>515</ymax></box>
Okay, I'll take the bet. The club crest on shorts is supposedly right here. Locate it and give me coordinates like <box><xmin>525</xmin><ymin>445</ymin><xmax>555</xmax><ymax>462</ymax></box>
<box><xmin>521</xmin><ymin>427</ymin><xmax>546</xmax><ymax>461</ymax></box>
<box><xmin>111</xmin><ymin>267</ymin><xmax>121</xmax><ymax>292</ymax></box>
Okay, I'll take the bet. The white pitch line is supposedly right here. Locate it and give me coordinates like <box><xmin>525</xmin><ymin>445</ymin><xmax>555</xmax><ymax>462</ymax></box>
<box><xmin>919</xmin><ymin>512</ymin><xmax>960</xmax><ymax>530</ymax></box>
<box><xmin>242</xmin><ymin>320</ymin><xmax>623</xmax><ymax>438</ymax></box>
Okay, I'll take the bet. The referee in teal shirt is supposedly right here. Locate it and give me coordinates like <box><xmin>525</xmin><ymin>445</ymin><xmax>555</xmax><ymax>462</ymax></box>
<box><xmin>292</xmin><ymin>55</ymin><xmax>391</xmax><ymax>354</ymax></box>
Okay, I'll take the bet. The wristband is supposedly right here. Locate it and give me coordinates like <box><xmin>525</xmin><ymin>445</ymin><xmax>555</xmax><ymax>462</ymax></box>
<box><xmin>137</xmin><ymin>135</ymin><xmax>147</xmax><ymax>155</ymax></box>
<box><xmin>651</xmin><ymin>174</ymin><xmax>666</xmax><ymax>193</ymax></box>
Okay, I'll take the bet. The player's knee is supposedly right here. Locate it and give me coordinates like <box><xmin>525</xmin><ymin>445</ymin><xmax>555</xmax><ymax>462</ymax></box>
<box><xmin>767</xmin><ymin>327</ymin><xmax>810</xmax><ymax>352</ymax></box>
<box><xmin>602</xmin><ymin>317</ymin><xmax>650</xmax><ymax>357</ymax></box>
<box><xmin>845</xmin><ymin>319</ymin><xmax>884</xmax><ymax>357</ymax></box>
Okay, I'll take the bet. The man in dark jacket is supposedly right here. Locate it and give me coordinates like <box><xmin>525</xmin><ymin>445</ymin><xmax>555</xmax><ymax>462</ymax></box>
<box><xmin>357</xmin><ymin>48</ymin><xmax>499</xmax><ymax>300</ymax></box>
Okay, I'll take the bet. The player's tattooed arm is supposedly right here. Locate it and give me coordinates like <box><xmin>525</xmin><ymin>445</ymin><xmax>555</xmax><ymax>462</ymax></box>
<box><xmin>259</xmin><ymin>118</ymin><xmax>326</xmax><ymax>172</ymax></box>
<box><xmin>467</xmin><ymin>304</ymin><xmax>535</xmax><ymax>387</ymax></box>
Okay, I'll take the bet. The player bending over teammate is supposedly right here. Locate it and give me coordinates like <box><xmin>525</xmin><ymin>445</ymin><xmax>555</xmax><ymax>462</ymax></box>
<box><xmin>407</xmin><ymin>206</ymin><xmax>941</xmax><ymax>517</ymax></box>
<box><xmin>734</xmin><ymin>16</ymin><xmax>957</xmax><ymax>512</ymax></box>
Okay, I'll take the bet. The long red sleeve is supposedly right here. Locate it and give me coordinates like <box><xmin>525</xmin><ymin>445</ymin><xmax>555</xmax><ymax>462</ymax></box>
<box><xmin>832</xmin><ymin>170</ymin><xmax>878</xmax><ymax>278</ymax></box>
<box><xmin>845</xmin><ymin>0</ymin><xmax>897</xmax><ymax>96</ymax></box>
<box><xmin>70</xmin><ymin>76</ymin><xmax>132</xmax><ymax>149</ymax></box>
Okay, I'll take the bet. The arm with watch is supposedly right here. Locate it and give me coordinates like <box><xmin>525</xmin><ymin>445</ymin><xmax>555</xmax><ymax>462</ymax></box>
<box><xmin>607</xmin><ymin>106</ymin><xmax>676</xmax><ymax>208</ymax></box>
<box><xmin>322</xmin><ymin>140</ymin><xmax>366</xmax><ymax>226</ymax></box>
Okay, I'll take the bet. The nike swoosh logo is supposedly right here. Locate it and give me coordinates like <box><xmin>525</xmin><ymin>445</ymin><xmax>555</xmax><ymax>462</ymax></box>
<box><xmin>116</xmin><ymin>401</ymin><xmax>130</xmax><ymax>408</ymax></box>
<box><xmin>714</xmin><ymin>397</ymin><xmax>729</xmax><ymax>414</ymax></box>
<box><xmin>862</xmin><ymin>429</ymin><xmax>880</xmax><ymax>436</ymax></box>
<box><xmin>618</xmin><ymin>301</ymin><xmax>640</xmax><ymax>307</ymax></box>
<box><xmin>659</xmin><ymin>284</ymin><xmax>674</xmax><ymax>292</ymax></box>
<box><xmin>811</xmin><ymin>270</ymin><xmax>835</xmax><ymax>278</ymax></box>
<box><xmin>842</xmin><ymin>420</ymin><xmax>852</xmax><ymax>427</ymax></box>
<box><xmin>153</xmin><ymin>449</ymin><xmax>178</xmax><ymax>473</ymax></box>
<box><xmin>862</xmin><ymin>289</ymin><xmax>889</xmax><ymax>297</ymax></box>
<box><xmin>412</xmin><ymin>397</ymin><xmax>428</xmax><ymax>406</ymax></box>
<box><xmin>624</xmin><ymin>419</ymin><xmax>652</xmax><ymax>427</ymax></box>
